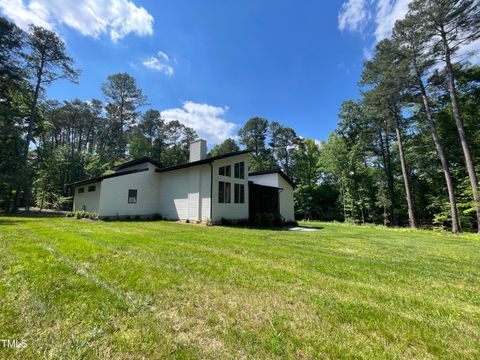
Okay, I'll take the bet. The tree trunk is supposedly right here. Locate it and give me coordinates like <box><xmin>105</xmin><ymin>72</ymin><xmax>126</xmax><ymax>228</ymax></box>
<box><xmin>379</xmin><ymin>127</ymin><xmax>397</xmax><ymax>226</ymax></box>
<box><xmin>393</xmin><ymin>112</ymin><xmax>416</xmax><ymax>229</ymax></box>
<box><xmin>14</xmin><ymin>52</ymin><xmax>45</xmax><ymax>212</ymax></box>
<box><xmin>418</xmin><ymin>79</ymin><xmax>460</xmax><ymax>233</ymax></box>
<box><xmin>442</xmin><ymin>34</ymin><xmax>480</xmax><ymax>233</ymax></box>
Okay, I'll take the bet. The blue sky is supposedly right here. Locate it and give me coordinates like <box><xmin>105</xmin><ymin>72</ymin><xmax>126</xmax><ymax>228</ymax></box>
<box><xmin>6</xmin><ymin>0</ymin><xmax>473</xmax><ymax>145</ymax></box>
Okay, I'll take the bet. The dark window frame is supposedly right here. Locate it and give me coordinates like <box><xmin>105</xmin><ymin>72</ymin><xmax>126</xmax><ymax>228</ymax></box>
<box><xmin>128</xmin><ymin>189</ymin><xmax>137</xmax><ymax>204</ymax></box>
<box><xmin>234</xmin><ymin>162</ymin><xmax>245</xmax><ymax>179</ymax></box>
<box><xmin>219</xmin><ymin>165</ymin><xmax>231</xmax><ymax>177</ymax></box>
<box><xmin>87</xmin><ymin>185</ymin><xmax>96</xmax><ymax>192</ymax></box>
<box><xmin>78</xmin><ymin>187</ymin><xmax>84</xmax><ymax>194</ymax></box>
<box><xmin>218</xmin><ymin>181</ymin><xmax>231</xmax><ymax>203</ymax></box>
<box><xmin>234</xmin><ymin>183</ymin><xmax>245</xmax><ymax>203</ymax></box>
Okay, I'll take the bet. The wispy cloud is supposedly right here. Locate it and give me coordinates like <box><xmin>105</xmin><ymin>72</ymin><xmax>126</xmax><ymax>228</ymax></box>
<box><xmin>338</xmin><ymin>0</ymin><xmax>480</xmax><ymax>62</ymax></box>
<box><xmin>162</xmin><ymin>101</ymin><xmax>237</xmax><ymax>145</ymax></box>
<box><xmin>0</xmin><ymin>0</ymin><xmax>154</xmax><ymax>42</ymax></box>
<box><xmin>338</xmin><ymin>0</ymin><xmax>371</xmax><ymax>33</ymax></box>
<box><xmin>142</xmin><ymin>51</ymin><xmax>174</xmax><ymax>76</ymax></box>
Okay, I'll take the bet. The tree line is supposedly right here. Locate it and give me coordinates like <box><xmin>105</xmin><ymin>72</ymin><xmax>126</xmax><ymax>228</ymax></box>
<box><xmin>1</xmin><ymin>0</ymin><xmax>479</xmax><ymax>233</ymax></box>
<box><xmin>319</xmin><ymin>0</ymin><xmax>480</xmax><ymax>233</ymax></box>
<box><xmin>0</xmin><ymin>19</ymin><xmax>198</xmax><ymax>211</ymax></box>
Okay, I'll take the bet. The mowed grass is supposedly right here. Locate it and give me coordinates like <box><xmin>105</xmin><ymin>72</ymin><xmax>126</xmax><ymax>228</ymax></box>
<box><xmin>0</xmin><ymin>217</ymin><xmax>479</xmax><ymax>359</ymax></box>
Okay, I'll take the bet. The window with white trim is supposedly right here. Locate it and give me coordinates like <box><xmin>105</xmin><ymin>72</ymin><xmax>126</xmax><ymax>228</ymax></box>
<box><xmin>234</xmin><ymin>183</ymin><xmax>245</xmax><ymax>203</ymax></box>
<box><xmin>218</xmin><ymin>181</ymin><xmax>231</xmax><ymax>203</ymax></box>
<box><xmin>234</xmin><ymin>162</ymin><xmax>245</xmax><ymax>179</ymax></box>
<box><xmin>219</xmin><ymin>165</ymin><xmax>231</xmax><ymax>177</ymax></box>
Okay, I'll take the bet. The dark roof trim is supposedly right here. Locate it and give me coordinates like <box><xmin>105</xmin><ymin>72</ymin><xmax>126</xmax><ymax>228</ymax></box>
<box><xmin>112</xmin><ymin>156</ymin><xmax>163</xmax><ymax>171</ymax></box>
<box><xmin>69</xmin><ymin>168</ymin><xmax>149</xmax><ymax>187</ymax></box>
<box><xmin>248</xmin><ymin>181</ymin><xmax>283</xmax><ymax>190</ymax></box>
<box><xmin>248</xmin><ymin>169</ymin><xmax>295</xmax><ymax>188</ymax></box>
<box><xmin>155</xmin><ymin>150</ymin><xmax>252</xmax><ymax>173</ymax></box>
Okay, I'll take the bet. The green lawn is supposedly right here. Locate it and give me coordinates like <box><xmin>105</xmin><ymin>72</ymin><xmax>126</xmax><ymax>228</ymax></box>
<box><xmin>0</xmin><ymin>216</ymin><xmax>479</xmax><ymax>359</ymax></box>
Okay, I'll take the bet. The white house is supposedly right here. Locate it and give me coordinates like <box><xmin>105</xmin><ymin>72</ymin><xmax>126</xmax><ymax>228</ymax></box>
<box><xmin>71</xmin><ymin>139</ymin><xmax>295</xmax><ymax>223</ymax></box>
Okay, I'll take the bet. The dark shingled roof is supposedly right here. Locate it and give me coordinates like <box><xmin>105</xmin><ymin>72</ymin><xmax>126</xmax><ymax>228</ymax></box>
<box><xmin>248</xmin><ymin>169</ymin><xmax>295</xmax><ymax>188</ymax></box>
<box><xmin>155</xmin><ymin>150</ymin><xmax>252</xmax><ymax>173</ymax></box>
<box><xmin>69</xmin><ymin>168</ymin><xmax>149</xmax><ymax>187</ymax></box>
<box><xmin>111</xmin><ymin>156</ymin><xmax>163</xmax><ymax>171</ymax></box>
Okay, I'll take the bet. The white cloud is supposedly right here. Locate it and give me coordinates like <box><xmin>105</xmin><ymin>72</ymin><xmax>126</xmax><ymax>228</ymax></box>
<box><xmin>373</xmin><ymin>0</ymin><xmax>411</xmax><ymax>41</ymax></box>
<box><xmin>0</xmin><ymin>0</ymin><xmax>153</xmax><ymax>42</ymax></box>
<box><xmin>338</xmin><ymin>0</ymin><xmax>371</xmax><ymax>32</ymax></box>
<box><xmin>338</xmin><ymin>0</ymin><xmax>480</xmax><ymax>62</ymax></box>
<box><xmin>162</xmin><ymin>101</ymin><xmax>237</xmax><ymax>145</ymax></box>
<box><xmin>142</xmin><ymin>51</ymin><xmax>174</xmax><ymax>76</ymax></box>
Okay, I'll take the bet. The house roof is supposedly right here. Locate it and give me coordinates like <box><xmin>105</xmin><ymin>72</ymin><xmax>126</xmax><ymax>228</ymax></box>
<box><xmin>69</xmin><ymin>168</ymin><xmax>149</xmax><ymax>187</ymax></box>
<box><xmin>112</xmin><ymin>156</ymin><xmax>163</xmax><ymax>171</ymax></box>
<box><xmin>155</xmin><ymin>150</ymin><xmax>252</xmax><ymax>173</ymax></box>
<box><xmin>248</xmin><ymin>169</ymin><xmax>295</xmax><ymax>188</ymax></box>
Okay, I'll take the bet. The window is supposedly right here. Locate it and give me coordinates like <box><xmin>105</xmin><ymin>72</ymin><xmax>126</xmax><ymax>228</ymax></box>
<box><xmin>219</xmin><ymin>165</ymin><xmax>231</xmax><ymax>177</ymax></box>
<box><xmin>234</xmin><ymin>184</ymin><xmax>245</xmax><ymax>203</ymax></box>
<box><xmin>218</xmin><ymin>181</ymin><xmax>231</xmax><ymax>203</ymax></box>
<box><xmin>234</xmin><ymin>162</ymin><xmax>245</xmax><ymax>179</ymax></box>
<box><xmin>128</xmin><ymin>189</ymin><xmax>137</xmax><ymax>203</ymax></box>
<box><xmin>88</xmin><ymin>185</ymin><xmax>96</xmax><ymax>192</ymax></box>
<box><xmin>78</xmin><ymin>187</ymin><xmax>84</xmax><ymax>194</ymax></box>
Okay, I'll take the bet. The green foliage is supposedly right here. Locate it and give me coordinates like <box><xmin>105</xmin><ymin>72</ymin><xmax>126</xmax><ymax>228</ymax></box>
<box><xmin>208</xmin><ymin>138</ymin><xmax>240</xmax><ymax>157</ymax></box>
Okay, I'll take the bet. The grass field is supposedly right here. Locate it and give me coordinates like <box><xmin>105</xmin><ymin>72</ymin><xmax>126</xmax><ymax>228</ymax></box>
<box><xmin>0</xmin><ymin>216</ymin><xmax>479</xmax><ymax>359</ymax></box>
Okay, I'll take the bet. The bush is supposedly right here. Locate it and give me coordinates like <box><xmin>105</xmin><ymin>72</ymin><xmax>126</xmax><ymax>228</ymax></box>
<box><xmin>152</xmin><ymin>213</ymin><xmax>162</xmax><ymax>220</ymax></box>
<box><xmin>237</xmin><ymin>219</ymin><xmax>248</xmax><ymax>226</ymax></box>
<box><xmin>186</xmin><ymin>219</ymin><xmax>190</xmax><ymax>223</ymax></box>
<box><xmin>221</xmin><ymin>217</ymin><xmax>233</xmax><ymax>226</ymax></box>
<box><xmin>124</xmin><ymin>215</ymin><xmax>131</xmax><ymax>220</ymax></box>
<box><xmin>205</xmin><ymin>218</ymin><xmax>214</xmax><ymax>226</ymax></box>
<box><xmin>262</xmin><ymin>213</ymin><xmax>274</xmax><ymax>227</ymax></box>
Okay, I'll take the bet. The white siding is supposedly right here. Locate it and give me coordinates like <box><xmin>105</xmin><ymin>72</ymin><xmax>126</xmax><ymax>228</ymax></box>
<box><xmin>73</xmin><ymin>182</ymin><xmax>101</xmax><ymax>212</ymax></box>
<box><xmin>211</xmin><ymin>154</ymin><xmax>249</xmax><ymax>222</ymax></box>
<box><xmin>248</xmin><ymin>173</ymin><xmax>278</xmax><ymax>188</ymax></box>
<box><xmin>157</xmin><ymin>165</ymin><xmax>211</xmax><ymax>221</ymax></box>
<box><xmin>98</xmin><ymin>169</ymin><xmax>160</xmax><ymax>216</ymax></box>
<box><xmin>278</xmin><ymin>176</ymin><xmax>295</xmax><ymax>222</ymax></box>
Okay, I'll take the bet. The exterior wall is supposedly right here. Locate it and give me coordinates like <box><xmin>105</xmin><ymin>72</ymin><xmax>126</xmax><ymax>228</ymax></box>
<box><xmin>73</xmin><ymin>182</ymin><xmax>101</xmax><ymax>212</ymax></box>
<box><xmin>278</xmin><ymin>176</ymin><xmax>295</xmax><ymax>222</ymax></box>
<box><xmin>249</xmin><ymin>173</ymin><xmax>295</xmax><ymax>222</ymax></box>
<box><xmin>157</xmin><ymin>164</ymin><xmax>211</xmax><ymax>221</ymax></box>
<box><xmin>248</xmin><ymin>173</ymin><xmax>279</xmax><ymax>188</ymax></box>
<box><xmin>98</xmin><ymin>169</ymin><xmax>160</xmax><ymax>216</ymax></box>
<box><xmin>211</xmin><ymin>154</ymin><xmax>249</xmax><ymax>222</ymax></box>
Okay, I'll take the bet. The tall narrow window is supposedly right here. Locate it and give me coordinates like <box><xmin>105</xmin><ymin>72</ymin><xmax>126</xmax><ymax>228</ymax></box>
<box><xmin>218</xmin><ymin>181</ymin><xmax>225</xmax><ymax>203</ymax></box>
<box><xmin>218</xmin><ymin>182</ymin><xmax>231</xmax><ymax>203</ymax></box>
<box><xmin>128</xmin><ymin>189</ymin><xmax>137</xmax><ymax>203</ymax></box>
<box><xmin>225</xmin><ymin>182</ymin><xmax>231</xmax><ymax>203</ymax></box>
<box><xmin>234</xmin><ymin>162</ymin><xmax>245</xmax><ymax>179</ymax></box>
<box><xmin>234</xmin><ymin>184</ymin><xmax>245</xmax><ymax>203</ymax></box>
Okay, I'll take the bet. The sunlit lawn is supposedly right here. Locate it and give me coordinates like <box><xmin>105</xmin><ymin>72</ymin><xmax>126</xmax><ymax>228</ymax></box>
<box><xmin>0</xmin><ymin>216</ymin><xmax>479</xmax><ymax>359</ymax></box>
